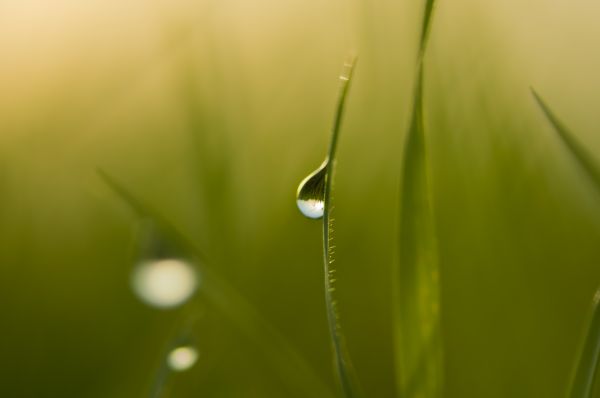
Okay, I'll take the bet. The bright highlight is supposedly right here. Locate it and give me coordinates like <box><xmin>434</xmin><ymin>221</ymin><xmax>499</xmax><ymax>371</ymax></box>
<box><xmin>167</xmin><ymin>346</ymin><xmax>199</xmax><ymax>372</ymax></box>
<box><xmin>131</xmin><ymin>259</ymin><xmax>198</xmax><ymax>309</ymax></box>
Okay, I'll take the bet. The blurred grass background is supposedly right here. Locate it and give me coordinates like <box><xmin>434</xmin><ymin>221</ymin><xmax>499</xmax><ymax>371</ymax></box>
<box><xmin>2</xmin><ymin>0</ymin><xmax>600</xmax><ymax>397</ymax></box>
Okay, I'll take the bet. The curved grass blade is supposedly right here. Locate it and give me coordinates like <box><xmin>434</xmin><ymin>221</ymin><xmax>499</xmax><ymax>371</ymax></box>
<box><xmin>97</xmin><ymin>170</ymin><xmax>335</xmax><ymax>398</ymax></box>
<box><xmin>394</xmin><ymin>1</ymin><xmax>443</xmax><ymax>397</ymax></box>
<box><xmin>569</xmin><ymin>288</ymin><xmax>600</xmax><ymax>398</ymax></box>
<box><xmin>322</xmin><ymin>55</ymin><xmax>362</xmax><ymax>398</ymax></box>
<box><xmin>530</xmin><ymin>89</ymin><xmax>600</xmax><ymax>190</ymax></box>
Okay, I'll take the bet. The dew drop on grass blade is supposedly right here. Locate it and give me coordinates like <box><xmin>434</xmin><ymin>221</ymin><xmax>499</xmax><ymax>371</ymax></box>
<box><xmin>297</xmin><ymin>160</ymin><xmax>328</xmax><ymax>219</ymax></box>
<box><xmin>131</xmin><ymin>219</ymin><xmax>199</xmax><ymax>309</ymax></box>
<box><xmin>97</xmin><ymin>170</ymin><xmax>336</xmax><ymax>398</ymax></box>
<box><xmin>394</xmin><ymin>1</ymin><xmax>443</xmax><ymax>397</ymax></box>
<box><xmin>296</xmin><ymin>56</ymin><xmax>362</xmax><ymax>398</ymax></box>
<box><xmin>131</xmin><ymin>257</ymin><xmax>198</xmax><ymax>309</ymax></box>
<box><xmin>148</xmin><ymin>316</ymin><xmax>200</xmax><ymax>398</ymax></box>
<box><xmin>167</xmin><ymin>345</ymin><xmax>199</xmax><ymax>372</ymax></box>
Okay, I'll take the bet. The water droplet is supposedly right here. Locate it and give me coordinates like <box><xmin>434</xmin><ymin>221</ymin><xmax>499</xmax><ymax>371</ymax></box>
<box><xmin>167</xmin><ymin>345</ymin><xmax>199</xmax><ymax>372</ymax></box>
<box><xmin>296</xmin><ymin>160</ymin><xmax>328</xmax><ymax>219</ymax></box>
<box><xmin>131</xmin><ymin>258</ymin><xmax>198</xmax><ymax>309</ymax></box>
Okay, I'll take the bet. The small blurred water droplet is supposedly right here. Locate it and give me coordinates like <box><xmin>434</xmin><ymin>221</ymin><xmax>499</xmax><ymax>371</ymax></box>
<box><xmin>167</xmin><ymin>345</ymin><xmax>199</xmax><ymax>372</ymax></box>
<box><xmin>296</xmin><ymin>160</ymin><xmax>328</xmax><ymax>219</ymax></box>
<box><xmin>131</xmin><ymin>258</ymin><xmax>198</xmax><ymax>309</ymax></box>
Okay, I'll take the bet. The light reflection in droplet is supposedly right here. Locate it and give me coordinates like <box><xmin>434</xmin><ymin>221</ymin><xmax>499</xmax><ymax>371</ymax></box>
<box><xmin>131</xmin><ymin>258</ymin><xmax>198</xmax><ymax>309</ymax></box>
<box><xmin>167</xmin><ymin>346</ymin><xmax>199</xmax><ymax>372</ymax></box>
<box><xmin>296</xmin><ymin>198</ymin><xmax>325</xmax><ymax>219</ymax></box>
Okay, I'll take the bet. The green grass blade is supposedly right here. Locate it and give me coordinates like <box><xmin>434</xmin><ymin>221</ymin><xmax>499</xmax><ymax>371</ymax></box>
<box><xmin>395</xmin><ymin>64</ymin><xmax>443</xmax><ymax>398</ymax></box>
<box><xmin>569</xmin><ymin>289</ymin><xmax>600</xmax><ymax>398</ymax></box>
<box><xmin>394</xmin><ymin>0</ymin><xmax>443</xmax><ymax>395</ymax></box>
<box><xmin>97</xmin><ymin>169</ymin><xmax>149</xmax><ymax>221</ymax></box>
<box><xmin>418</xmin><ymin>0</ymin><xmax>438</xmax><ymax>58</ymax></box>
<box><xmin>97</xmin><ymin>170</ymin><xmax>336</xmax><ymax>398</ymax></box>
<box><xmin>531</xmin><ymin>89</ymin><xmax>600</xmax><ymax>191</ymax></box>
<box><xmin>322</xmin><ymin>55</ymin><xmax>363</xmax><ymax>398</ymax></box>
<box><xmin>530</xmin><ymin>91</ymin><xmax>600</xmax><ymax>396</ymax></box>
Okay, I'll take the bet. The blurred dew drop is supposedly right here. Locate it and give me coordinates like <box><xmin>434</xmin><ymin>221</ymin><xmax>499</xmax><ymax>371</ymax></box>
<box><xmin>296</xmin><ymin>160</ymin><xmax>328</xmax><ymax>219</ymax></box>
<box><xmin>131</xmin><ymin>258</ymin><xmax>198</xmax><ymax>309</ymax></box>
<box><xmin>167</xmin><ymin>345</ymin><xmax>199</xmax><ymax>372</ymax></box>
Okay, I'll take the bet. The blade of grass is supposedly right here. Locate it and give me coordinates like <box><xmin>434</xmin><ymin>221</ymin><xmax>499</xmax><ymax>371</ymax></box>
<box><xmin>395</xmin><ymin>65</ymin><xmax>444</xmax><ymax>398</ymax></box>
<box><xmin>394</xmin><ymin>1</ymin><xmax>443</xmax><ymax>397</ymax></box>
<box><xmin>531</xmin><ymin>91</ymin><xmax>600</xmax><ymax>397</ymax></box>
<box><xmin>418</xmin><ymin>0</ymin><xmax>438</xmax><ymax>59</ymax></box>
<box><xmin>569</xmin><ymin>288</ymin><xmax>600</xmax><ymax>398</ymax></box>
<box><xmin>97</xmin><ymin>170</ymin><xmax>335</xmax><ymax>398</ymax></box>
<box><xmin>531</xmin><ymin>88</ymin><xmax>600</xmax><ymax>398</ymax></box>
<box><xmin>530</xmin><ymin>89</ymin><xmax>600</xmax><ymax>190</ymax></box>
<box><xmin>322</xmin><ymin>55</ymin><xmax>363</xmax><ymax>398</ymax></box>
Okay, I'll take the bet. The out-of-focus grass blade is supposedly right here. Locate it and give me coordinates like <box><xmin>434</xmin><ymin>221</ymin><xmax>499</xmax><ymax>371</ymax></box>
<box><xmin>418</xmin><ymin>0</ymin><xmax>438</xmax><ymax>58</ymax></box>
<box><xmin>394</xmin><ymin>1</ymin><xmax>443</xmax><ymax>397</ymax></box>
<box><xmin>531</xmin><ymin>89</ymin><xmax>600</xmax><ymax>191</ymax></box>
<box><xmin>322</xmin><ymin>56</ymin><xmax>363</xmax><ymax>398</ymax></box>
<box><xmin>569</xmin><ymin>288</ymin><xmax>600</xmax><ymax>398</ymax></box>
<box><xmin>97</xmin><ymin>170</ymin><xmax>335</xmax><ymax>398</ymax></box>
<box><xmin>531</xmin><ymin>91</ymin><xmax>600</xmax><ymax>397</ymax></box>
<box><xmin>395</xmin><ymin>66</ymin><xmax>443</xmax><ymax>398</ymax></box>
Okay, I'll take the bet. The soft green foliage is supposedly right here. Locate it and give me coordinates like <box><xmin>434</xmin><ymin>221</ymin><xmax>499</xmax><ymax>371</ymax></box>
<box><xmin>393</xmin><ymin>1</ymin><xmax>443</xmax><ymax>397</ymax></box>
<box><xmin>4</xmin><ymin>2</ymin><xmax>600</xmax><ymax>397</ymax></box>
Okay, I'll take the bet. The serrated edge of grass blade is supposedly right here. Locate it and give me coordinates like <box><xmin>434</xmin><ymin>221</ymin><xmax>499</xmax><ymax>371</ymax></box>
<box><xmin>97</xmin><ymin>169</ymin><xmax>336</xmax><ymax>398</ymax></box>
<box><xmin>322</xmin><ymin>55</ymin><xmax>363</xmax><ymax>398</ymax></box>
<box><xmin>531</xmin><ymin>88</ymin><xmax>600</xmax><ymax>191</ymax></box>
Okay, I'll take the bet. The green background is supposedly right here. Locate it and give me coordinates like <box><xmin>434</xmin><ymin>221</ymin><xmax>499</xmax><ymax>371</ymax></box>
<box><xmin>1</xmin><ymin>0</ymin><xmax>600</xmax><ymax>397</ymax></box>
